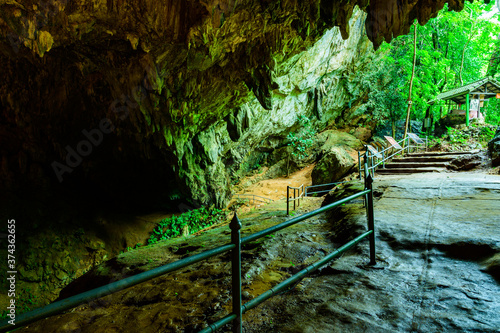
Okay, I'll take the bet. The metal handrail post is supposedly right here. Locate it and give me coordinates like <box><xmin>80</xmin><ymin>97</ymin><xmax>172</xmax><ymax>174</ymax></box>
<box><xmin>365</xmin><ymin>175</ymin><xmax>376</xmax><ymax>265</ymax></box>
<box><xmin>371</xmin><ymin>154</ymin><xmax>375</xmax><ymax>178</ymax></box>
<box><xmin>358</xmin><ymin>151</ymin><xmax>362</xmax><ymax>180</ymax></box>
<box><xmin>382</xmin><ymin>150</ymin><xmax>386</xmax><ymax>169</ymax></box>
<box><xmin>363</xmin><ymin>154</ymin><xmax>368</xmax><ymax>208</ymax></box>
<box><xmin>230</xmin><ymin>214</ymin><xmax>242</xmax><ymax>333</ymax></box>
<box><xmin>286</xmin><ymin>186</ymin><xmax>290</xmax><ymax>216</ymax></box>
<box><xmin>293</xmin><ymin>188</ymin><xmax>296</xmax><ymax>211</ymax></box>
<box><xmin>300</xmin><ymin>185</ymin><xmax>303</xmax><ymax>206</ymax></box>
<box><xmin>367</xmin><ymin>153</ymin><xmax>373</xmax><ymax>178</ymax></box>
<box><xmin>298</xmin><ymin>186</ymin><xmax>300</xmax><ymax>207</ymax></box>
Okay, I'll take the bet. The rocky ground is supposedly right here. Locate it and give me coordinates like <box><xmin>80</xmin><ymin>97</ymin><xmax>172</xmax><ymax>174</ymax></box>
<box><xmin>11</xmin><ymin>170</ymin><xmax>499</xmax><ymax>332</ymax></box>
<box><xmin>260</xmin><ymin>172</ymin><xmax>500</xmax><ymax>333</ymax></box>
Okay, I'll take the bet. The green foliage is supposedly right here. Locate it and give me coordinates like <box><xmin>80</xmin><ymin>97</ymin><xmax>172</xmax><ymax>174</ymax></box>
<box><xmin>447</xmin><ymin>127</ymin><xmax>468</xmax><ymax>144</ymax></box>
<box><xmin>148</xmin><ymin>207</ymin><xmax>225</xmax><ymax>244</ymax></box>
<box><xmin>240</xmin><ymin>152</ymin><xmax>266</xmax><ymax>174</ymax></box>
<box><xmin>484</xmin><ymin>99</ymin><xmax>500</xmax><ymax>125</ymax></box>
<box><xmin>287</xmin><ymin>115</ymin><xmax>316</xmax><ymax>159</ymax></box>
<box><xmin>347</xmin><ymin>47</ymin><xmax>407</xmax><ymax>124</ymax></box>
<box><xmin>367</xmin><ymin>2</ymin><xmax>500</xmax><ymax>126</ymax></box>
<box><xmin>0</xmin><ymin>288</ymin><xmax>39</xmax><ymax>320</ymax></box>
<box><xmin>476</xmin><ymin>124</ymin><xmax>496</xmax><ymax>142</ymax></box>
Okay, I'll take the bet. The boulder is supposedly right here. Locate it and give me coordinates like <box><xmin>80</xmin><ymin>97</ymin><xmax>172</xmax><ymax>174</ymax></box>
<box><xmin>488</xmin><ymin>127</ymin><xmax>500</xmax><ymax>167</ymax></box>
<box><xmin>447</xmin><ymin>153</ymin><xmax>483</xmax><ymax>171</ymax></box>
<box><xmin>434</xmin><ymin>115</ymin><xmax>464</xmax><ymax>137</ymax></box>
<box><xmin>483</xmin><ymin>253</ymin><xmax>500</xmax><ymax>282</ymax></box>
<box><xmin>316</xmin><ymin>130</ymin><xmax>364</xmax><ymax>153</ymax></box>
<box><xmin>312</xmin><ymin>147</ymin><xmax>356</xmax><ymax>185</ymax></box>
<box><xmin>351</xmin><ymin>126</ymin><xmax>372</xmax><ymax>142</ymax></box>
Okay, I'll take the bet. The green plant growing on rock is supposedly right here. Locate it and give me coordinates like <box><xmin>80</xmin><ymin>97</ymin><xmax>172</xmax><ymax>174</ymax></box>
<box><xmin>447</xmin><ymin>127</ymin><xmax>468</xmax><ymax>144</ymax></box>
<box><xmin>478</xmin><ymin>126</ymin><xmax>495</xmax><ymax>143</ymax></box>
<box><xmin>0</xmin><ymin>288</ymin><xmax>39</xmax><ymax>320</ymax></box>
<box><xmin>287</xmin><ymin>115</ymin><xmax>316</xmax><ymax>160</ymax></box>
<box><xmin>148</xmin><ymin>206</ymin><xmax>225</xmax><ymax>244</ymax></box>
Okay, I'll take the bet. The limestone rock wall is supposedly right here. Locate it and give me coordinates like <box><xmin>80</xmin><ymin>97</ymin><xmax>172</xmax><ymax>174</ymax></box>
<box><xmin>0</xmin><ymin>0</ymin><xmax>469</xmax><ymax>210</ymax></box>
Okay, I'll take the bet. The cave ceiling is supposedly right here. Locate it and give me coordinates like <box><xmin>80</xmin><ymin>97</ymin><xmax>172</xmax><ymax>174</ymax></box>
<box><xmin>0</xmin><ymin>0</ymin><xmax>469</xmax><ymax>208</ymax></box>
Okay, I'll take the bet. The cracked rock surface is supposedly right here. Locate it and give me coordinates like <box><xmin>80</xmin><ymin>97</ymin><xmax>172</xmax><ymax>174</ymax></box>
<box><xmin>14</xmin><ymin>171</ymin><xmax>500</xmax><ymax>332</ymax></box>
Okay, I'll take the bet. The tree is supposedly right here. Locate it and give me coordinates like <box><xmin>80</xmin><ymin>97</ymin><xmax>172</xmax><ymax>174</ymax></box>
<box><xmin>403</xmin><ymin>21</ymin><xmax>418</xmax><ymax>145</ymax></box>
<box><xmin>370</xmin><ymin>1</ymin><xmax>500</xmax><ymax>128</ymax></box>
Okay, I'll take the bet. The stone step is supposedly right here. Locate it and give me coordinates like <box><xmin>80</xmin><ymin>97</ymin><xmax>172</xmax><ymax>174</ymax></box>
<box><xmin>376</xmin><ymin>167</ymin><xmax>445</xmax><ymax>174</ymax></box>
<box><xmin>384</xmin><ymin>162</ymin><xmax>449</xmax><ymax>168</ymax></box>
<box><xmin>406</xmin><ymin>151</ymin><xmax>475</xmax><ymax>157</ymax></box>
<box><xmin>392</xmin><ymin>156</ymin><xmax>456</xmax><ymax>163</ymax></box>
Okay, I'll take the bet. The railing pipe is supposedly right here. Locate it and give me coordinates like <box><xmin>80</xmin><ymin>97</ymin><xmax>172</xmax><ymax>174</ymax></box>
<box><xmin>242</xmin><ymin>189</ymin><xmax>369</xmax><ymax>245</ymax></box>
<box><xmin>241</xmin><ymin>230</ymin><xmax>373</xmax><ymax>314</ymax></box>
<box><xmin>199</xmin><ymin>314</ymin><xmax>237</xmax><ymax>333</ymax></box>
<box><xmin>304</xmin><ymin>189</ymin><xmax>336</xmax><ymax>196</ymax></box>
<box><xmin>4</xmin><ymin>184</ymin><xmax>376</xmax><ymax>333</ymax></box>
<box><xmin>286</xmin><ymin>186</ymin><xmax>290</xmax><ymax>216</ymax></box>
<box><xmin>200</xmin><ymin>229</ymin><xmax>374</xmax><ymax>332</ymax></box>
<box><xmin>230</xmin><ymin>214</ymin><xmax>242</xmax><ymax>333</ymax></box>
<box><xmin>370</xmin><ymin>153</ymin><xmax>375</xmax><ymax>178</ymax></box>
<box><xmin>363</xmin><ymin>153</ymin><xmax>369</xmax><ymax>208</ymax></box>
<box><xmin>0</xmin><ymin>243</ymin><xmax>235</xmax><ymax>333</ymax></box>
<box><xmin>293</xmin><ymin>188</ymin><xmax>296</xmax><ymax>211</ymax></box>
<box><xmin>364</xmin><ymin>174</ymin><xmax>376</xmax><ymax>265</ymax></box>
<box><xmin>233</xmin><ymin>194</ymin><xmax>272</xmax><ymax>204</ymax></box>
<box><xmin>358</xmin><ymin>150</ymin><xmax>362</xmax><ymax>180</ymax></box>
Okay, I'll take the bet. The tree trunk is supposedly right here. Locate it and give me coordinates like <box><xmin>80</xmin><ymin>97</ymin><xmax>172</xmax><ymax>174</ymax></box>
<box><xmin>458</xmin><ymin>13</ymin><xmax>475</xmax><ymax>86</ymax></box>
<box><xmin>487</xmin><ymin>46</ymin><xmax>500</xmax><ymax>77</ymax></box>
<box><xmin>403</xmin><ymin>21</ymin><xmax>418</xmax><ymax>148</ymax></box>
<box><xmin>458</xmin><ymin>30</ymin><xmax>473</xmax><ymax>86</ymax></box>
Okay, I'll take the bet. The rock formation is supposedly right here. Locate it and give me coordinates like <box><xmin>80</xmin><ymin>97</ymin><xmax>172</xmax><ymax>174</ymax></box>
<box><xmin>0</xmin><ymin>0</ymin><xmax>478</xmax><ymax>320</ymax></box>
<box><xmin>489</xmin><ymin>127</ymin><xmax>500</xmax><ymax>167</ymax></box>
<box><xmin>0</xmin><ymin>0</ymin><xmax>470</xmax><ymax>211</ymax></box>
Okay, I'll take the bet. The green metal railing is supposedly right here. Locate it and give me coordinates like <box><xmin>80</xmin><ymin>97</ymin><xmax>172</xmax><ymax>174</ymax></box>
<box><xmin>286</xmin><ymin>184</ymin><xmax>304</xmax><ymax>216</ymax></box>
<box><xmin>358</xmin><ymin>136</ymin><xmax>427</xmax><ymax>180</ymax></box>
<box><xmin>0</xmin><ymin>162</ymin><xmax>376</xmax><ymax>333</ymax></box>
<box><xmin>359</xmin><ymin>134</ymin><xmax>429</xmax><ymax>180</ymax></box>
<box><xmin>305</xmin><ymin>181</ymin><xmax>349</xmax><ymax>197</ymax></box>
<box><xmin>232</xmin><ymin>193</ymin><xmax>273</xmax><ymax>204</ymax></box>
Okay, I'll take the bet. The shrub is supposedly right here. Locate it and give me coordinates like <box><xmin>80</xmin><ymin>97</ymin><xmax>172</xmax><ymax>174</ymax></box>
<box><xmin>148</xmin><ymin>206</ymin><xmax>225</xmax><ymax>244</ymax></box>
<box><xmin>287</xmin><ymin>115</ymin><xmax>316</xmax><ymax>159</ymax></box>
<box><xmin>447</xmin><ymin>127</ymin><xmax>468</xmax><ymax>144</ymax></box>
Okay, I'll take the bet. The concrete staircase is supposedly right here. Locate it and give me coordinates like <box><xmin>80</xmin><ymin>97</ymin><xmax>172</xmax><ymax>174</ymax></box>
<box><xmin>376</xmin><ymin>151</ymin><xmax>474</xmax><ymax>175</ymax></box>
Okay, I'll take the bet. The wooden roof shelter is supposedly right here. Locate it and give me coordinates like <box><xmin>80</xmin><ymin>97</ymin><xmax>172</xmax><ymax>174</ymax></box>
<box><xmin>428</xmin><ymin>77</ymin><xmax>500</xmax><ymax>126</ymax></box>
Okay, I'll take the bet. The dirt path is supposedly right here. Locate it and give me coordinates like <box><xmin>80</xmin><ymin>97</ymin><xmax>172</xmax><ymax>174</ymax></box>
<box><xmin>229</xmin><ymin>164</ymin><xmax>315</xmax><ymax>213</ymax></box>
